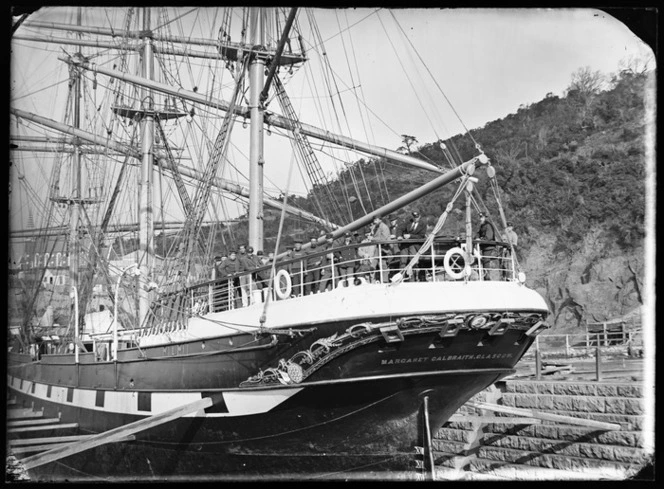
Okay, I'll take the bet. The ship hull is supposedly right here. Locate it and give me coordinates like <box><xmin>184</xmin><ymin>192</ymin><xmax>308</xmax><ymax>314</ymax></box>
<box><xmin>8</xmin><ymin>282</ymin><xmax>548</xmax><ymax>480</ymax></box>
<box><xmin>10</xmin><ymin>369</ymin><xmax>506</xmax><ymax>481</ymax></box>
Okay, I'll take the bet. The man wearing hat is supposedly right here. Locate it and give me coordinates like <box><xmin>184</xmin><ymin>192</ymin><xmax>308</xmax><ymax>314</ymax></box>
<box><xmin>358</xmin><ymin>228</ymin><xmax>378</xmax><ymax>282</ymax></box>
<box><xmin>371</xmin><ymin>215</ymin><xmax>391</xmax><ymax>282</ymax></box>
<box><xmin>254</xmin><ymin>250</ymin><xmax>270</xmax><ymax>291</ymax></box>
<box><xmin>399</xmin><ymin>210</ymin><xmax>427</xmax><ymax>281</ymax></box>
<box><xmin>304</xmin><ymin>236</ymin><xmax>323</xmax><ymax>295</ymax></box>
<box><xmin>477</xmin><ymin>213</ymin><xmax>499</xmax><ymax>280</ymax></box>
<box><xmin>289</xmin><ymin>240</ymin><xmax>305</xmax><ymax>296</ymax></box>
<box><xmin>501</xmin><ymin>221</ymin><xmax>519</xmax><ymax>279</ymax></box>
<box><xmin>371</xmin><ymin>214</ymin><xmax>390</xmax><ymax>242</ymax></box>
<box><xmin>336</xmin><ymin>233</ymin><xmax>357</xmax><ymax>286</ymax></box>
<box><xmin>388</xmin><ymin>214</ymin><xmax>399</xmax><ymax>237</ymax></box>
<box><xmin>502</xmin><ymin>221</ymin><xmax>518</xmax><ymax>250</ymax></box>
<box><xmin>318</xmin><ymin>233</ymin><xmax>337</xmax><ymax>292</ymax></box>
<box><xmin>238</xmin><ymin>246</ymin><xmax>260</xmax><ymax>305</ymax></box>
<box><xmin>217</xmin><ymin>250</ymin><xmax>243</xmax><ymax>309</ymax></box>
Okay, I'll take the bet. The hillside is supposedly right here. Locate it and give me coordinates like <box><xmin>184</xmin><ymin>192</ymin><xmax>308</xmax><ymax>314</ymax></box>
<box><xmin>251</xmin><ymin>66</ymin><xmax>652</xmax><ymax>332</ymax></box>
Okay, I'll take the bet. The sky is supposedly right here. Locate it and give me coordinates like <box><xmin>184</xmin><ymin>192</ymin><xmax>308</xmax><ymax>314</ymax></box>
<box><xmin>9</xmin><ymin>7</ymin><xmax>655</xmax><ymax>231</ymax></box>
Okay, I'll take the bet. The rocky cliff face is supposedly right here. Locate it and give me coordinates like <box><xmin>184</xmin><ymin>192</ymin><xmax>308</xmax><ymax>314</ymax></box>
<box><xmin>524</xmin><ymin>227</ymin><xmax>644</xmax><ymax>333</ymax></box>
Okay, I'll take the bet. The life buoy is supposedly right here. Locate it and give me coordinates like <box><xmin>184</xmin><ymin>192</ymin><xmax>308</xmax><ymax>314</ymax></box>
<box><xmin>356</xmin><ymin>276</ymin><xmax>368</xmax><ymax>285</ymax></box>
<box><xmin>444</xmin><ymin>247</ymin><xmax>470</xmax><ymax>280</ymax></box>
<box><xmin>274</xmin><ymin>269</ymin><xmax>292</xmax><ymax>300</ymax></box>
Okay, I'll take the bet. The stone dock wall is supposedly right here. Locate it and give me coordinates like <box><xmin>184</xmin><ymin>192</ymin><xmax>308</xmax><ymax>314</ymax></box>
<box><xmin>433</xmin><ymin>379</ymin><xmax>653</xmax><ymax>480</ymax></box>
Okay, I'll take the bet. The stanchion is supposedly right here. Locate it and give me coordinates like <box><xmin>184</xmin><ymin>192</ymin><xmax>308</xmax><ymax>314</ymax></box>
<box><xmin>595</xmin><ymin>333</ymin><xmax>602</xmax><ymax>381</ymax></box>
<box><xmin>422</xmin><ymin>395</ymin><xmax>435</xmax><ymax>481</ymax></box>
<box><xmin>535</xmin><ymin>337</ymin><xmax>541</xmax><ymax>380</ymax></box>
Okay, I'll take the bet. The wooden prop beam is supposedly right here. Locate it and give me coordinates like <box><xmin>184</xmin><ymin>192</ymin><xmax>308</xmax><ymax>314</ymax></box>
<box><xmin>467</xmin><ymin>400</ymin><xmax>621</xmax><ymax>431</ymax></box>
<box><xmin>20</xmin><ymin>397</ymin><xmax>212</xmax><ymax>470</ymax></box>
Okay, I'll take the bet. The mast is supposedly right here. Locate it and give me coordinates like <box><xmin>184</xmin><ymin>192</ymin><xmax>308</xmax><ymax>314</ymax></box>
<box><xmin>68</xmin><ymin>8</ymin><xmax>82</xmax><ymax>334</ymax></box>
<box><xmin>138</xmin><ymin>8</ymin><xmax>154</xmax><ymax>326</ymax></box>
<box><xmin>248</xmin><ymin>8</ymin><xmax>266</xmax><ymax>252</ymax></box>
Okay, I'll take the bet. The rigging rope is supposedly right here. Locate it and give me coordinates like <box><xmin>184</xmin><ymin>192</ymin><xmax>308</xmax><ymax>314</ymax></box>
<box><xmin>388</xmin><ymin>10</ymin><xmax>480</xmax><ymax>149</ymax></box>
<box><xmin>392</xmin><ymin>174</ymin><xmax>470</xmax><ymax>284</ymax></box>
<box><xmin>258</xmin><ymin>150</ymin><xmax>297</xmax><ymax>331</ymax></box>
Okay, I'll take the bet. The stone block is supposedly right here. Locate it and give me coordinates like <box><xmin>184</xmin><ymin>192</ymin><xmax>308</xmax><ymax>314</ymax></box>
<box><xmin>611</xmin><ymin>446</ymin><xmax>648</xmax><ymax>464</ymax></box>
<box><xmin>432</xmin><ymin>438</ymin><xmax>464</xmax><ymax>454</ymax></box>
<box><xmin>551</xmin><ymin>395</ymin><xmax>575</xmax><ymax>411</ymax></box>
<box><xmin>577</xmin><ymin>443</ymin><xmax>616</xmax><ymax>460</ymax></box>
<box><xmin>505</xmin><ymin>381</ymin><xmax>538</xmax><ymax>394</ymax></box>
<box><xmin>552</xmin><ymin>382</ymin><xmax>597</xmax><ymax>397</ymax></box>
<box><xmin>615</xmin><ymin>384</ymin><xmax>644</xmax><ymax>398</ymax></box>
<box><xmin>537</xmin><ymin>395</ymin><xmax>555</xmax><ymax>410</ymax></box>
<box><xmin>571</xmin><ymin>395</ymin><xmax>606</xmax><ymax>413</ymax></box>
<box><xmin>535</xmin><ymin>382</ymin><xmax>556</xmax><ymax>394</ymax></box>
<box><xmin>595</xmin><ymin>384</ymin><xmax>620</xmax><ymax>397</ymax></box>
<box><xmin>605</xmin><ymin>398</ymin><xmax>644</xmax><ymax>415</ymax></box>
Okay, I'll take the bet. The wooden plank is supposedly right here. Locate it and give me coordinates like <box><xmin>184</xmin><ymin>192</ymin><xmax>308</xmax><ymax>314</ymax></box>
<box><xmin>10</xmin><ymin>436</ymin><xmax>136</xmax><ymax>455</ymax></box>
<box><xmin>21</xmin><ymin>397</ymin><xmax>213</xmax><ymax>470</ymax></box>
<box><xmin>467</xmin><ymin>401</ymin><xmax>622</xmax><ymax>431</ymax></box>
<box><xmin>7</xmin><ymin>409</ymin><xmax>44</xmax><ymax>420</ymax></box>
<box><xmin>9</xmin><ymin>423</ymin><xmax>79</xmax><ymax>433</ymax></box>
<box><xmin>449</xmin><ymin>414</ymin><xmax>542</xmax><ymax>424</ymax></box>
<box><xmin>10</xmin><ymin>435</ymin><xmax>101</xmax><ymax>446</ymax></box>
<box><xmin>8</xmin><ymin>418</ymin><xmax>62</xmax><ymax>427</ymax></box>
<box><xmin>10</xmin><ymin>443</ymin><xmax>79</xmax><ymax>455</ymax></box>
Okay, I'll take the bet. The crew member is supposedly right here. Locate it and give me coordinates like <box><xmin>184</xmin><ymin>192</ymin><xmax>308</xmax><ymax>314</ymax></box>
<box><xmin>304</xmin><ymin>237</ymin><xmax>323</xmax><ymax>295</ymax></box>
<box><xmin>289</xmin><ymin>240</ymin><xmax>305</xmax><ymax>297</ymax></box>
<box><xmin>336</xmin><ymin>233</ymin><xmax>356</xmax><ymax>286</ymax></box>
<box><xmin>477</xmin><ymin>213</ymin><xmax>499</xmax><ymax>280</ymax></box>
<box><xmin>400</xmin><ymin>210</ymin><xmax>426</xmax><ymax>281</ymax></box>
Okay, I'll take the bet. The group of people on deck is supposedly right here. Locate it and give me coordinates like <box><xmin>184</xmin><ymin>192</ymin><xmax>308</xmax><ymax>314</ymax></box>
<box><xmin>213</xmin><ymin>209</ymin><xmax>518</xmax><ymax>306</ymax></box>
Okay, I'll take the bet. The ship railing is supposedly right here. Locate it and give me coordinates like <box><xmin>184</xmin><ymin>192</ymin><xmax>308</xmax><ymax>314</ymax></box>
<box><xmin>186</xmin><ymin>238</ymin><xmax>517</xmax><ymax>314</ymax></box>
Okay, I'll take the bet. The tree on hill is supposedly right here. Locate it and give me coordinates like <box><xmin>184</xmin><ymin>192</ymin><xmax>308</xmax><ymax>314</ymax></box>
<box><xmin>397</xmin><ymin>134</ymin><xmax>418</xmax><ymax>154</ymax></box>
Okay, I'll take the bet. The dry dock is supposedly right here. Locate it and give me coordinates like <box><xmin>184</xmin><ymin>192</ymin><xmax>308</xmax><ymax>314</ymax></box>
<box><xmin>433</xmin><ymin>364</ymin><xmax>653</xmax><ymax>481</ymax></box>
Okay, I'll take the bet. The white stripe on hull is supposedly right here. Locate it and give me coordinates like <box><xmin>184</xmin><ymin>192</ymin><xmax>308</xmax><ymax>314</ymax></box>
<box><xmin>140</xmin><ymin>281</ymin><xmax>548</xmax><ymax>347</ymax></box>
<box><xmin>7</xmin><ymin>375</ymin><xmax>302</xmax><ymax>418</ymax></box>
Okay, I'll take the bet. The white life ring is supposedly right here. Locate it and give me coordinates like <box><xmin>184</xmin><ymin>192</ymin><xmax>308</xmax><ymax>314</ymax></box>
<box><xmin>444</xmin><ymin>247</ymin><xmax>470</xmax><ymax>280</ymax></box>
<box><xmin>274</xmin><ymin>269</ymin><xmax>292</xmax><ymax>300</ymax></box>
<box><xmin>356</xmin><ymin>276</ymin><xmax>368</xmax><ymax>285</ymax></box>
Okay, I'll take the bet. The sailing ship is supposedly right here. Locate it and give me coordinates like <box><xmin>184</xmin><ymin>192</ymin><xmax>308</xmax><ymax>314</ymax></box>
<box><xmin>8</xmin><ymin>7</ymin><xmax>549</xmax><ymax>481</ymax></box>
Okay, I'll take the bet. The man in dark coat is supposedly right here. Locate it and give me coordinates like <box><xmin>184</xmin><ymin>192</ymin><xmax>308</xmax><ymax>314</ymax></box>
<box><xmin>336</xmin><ymin>233</ymin><xmax>356</xmax><ymax>286</ymax></box>
<box><xmin>304</xmin><ymin>237</ymin><xmax>323</xmax><ymax>295</ymax></box>
<box><xmin>217</xmin><ymin>250</ymin><xmax>243</xmax><ymax>308</ymax></box>
<box><xmin>317</xmin><ymin>233</ymin><xmax>337</xmax><ymax>292</ymax></box>
<box><xmin>477</xmin><ymin>213</ymin><xmax>499</xmax><ymax>280</ymax></box>
<box><xmin>289</xmin><ymin>240</ymin><xmax>305</xmax><ymax>296</ymax></box>
<box><xmin>400</xmin><ymin>210</ymin><xmax>427</xmax><ymax>281</ymax></box>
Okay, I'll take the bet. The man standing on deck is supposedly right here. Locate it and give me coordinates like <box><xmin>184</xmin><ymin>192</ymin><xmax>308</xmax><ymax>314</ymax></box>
<box><xmin>501</xmin><ymin>221</ymin><xmax>519</xmax><ymax>279</ymax></box>
<box><xmin>304</xmin><ymin>237</ymin><xmax>323</xmax><ymax>295</ymax></box>
<box><xmin>318</xmin><ymin>233</ymin><xmax>337</xmax><ymax>292</ymax></box>
<box><xmin>289</xmin><ymin>240</ymin><xmax>305</xmax><ymax>297</ymax></box>
<box><xmin>477</xmin><ymin>213</ymin><xmax>499</xmax><ymax>280</ymax></box>
<box><xmin>372</xmin><ymin>215</ymin><xmax>391</xmax><ymax>242</ymax></box>
<box><xmin>218</xmin><ymin>250</ymin><xmax>243</xmax><ymax>309</ymax></box>
<box><xmin>388</xmin><ymin>214</ymin><xmax>399</xmax><ymax>237</ymax></box>
<box><xmin>239</xmin><ymin>246</ymin><xmax>259</xmax><ymax>305</ymax></box>
<box><xmin>336</xmin><ymin>233</ymin><xmax>356</xmax><ymax>286</ymax></box>
<box><xmin>372</xmin><ymin>215</ymin><xmax>391</xmax><ymax>282</ymax></box>
<box><xmin>400</xmin><ymin>210</ymin><xmax>426</xmax><ymax>281</ymax></box>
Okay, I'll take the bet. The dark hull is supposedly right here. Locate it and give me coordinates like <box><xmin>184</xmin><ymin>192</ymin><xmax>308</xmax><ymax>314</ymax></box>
<box><xmin>8</xmin><ymin>308</ymin><xmax>545</xmax><ymax>481</ymax></box>
<box><xmin>12</xmin><ymin>371</ymin><xmax>506</xmax><ymax>481</ymax></box>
